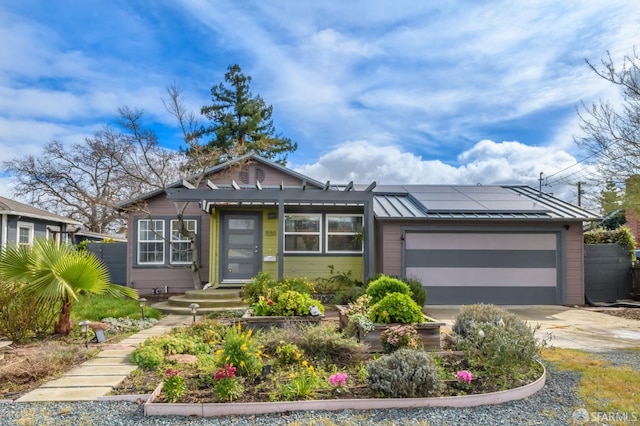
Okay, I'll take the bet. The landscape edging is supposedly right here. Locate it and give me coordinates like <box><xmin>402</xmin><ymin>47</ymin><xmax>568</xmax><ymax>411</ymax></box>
<box><xmin>143</xmin><ymin>361</ymin><xmax>546</xmax><ymax>417</ymax></box>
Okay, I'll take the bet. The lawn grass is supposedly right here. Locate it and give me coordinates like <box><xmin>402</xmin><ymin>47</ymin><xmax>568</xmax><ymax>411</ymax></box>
<box><xmin>540</xmin><ymin>347</ymin><xmax>640</xmax><ymax>417</ymax></box>
<box><xmin>71</xmin><ymin>293</ymin><xmax>162</xmax><ymax>322</ymax></box>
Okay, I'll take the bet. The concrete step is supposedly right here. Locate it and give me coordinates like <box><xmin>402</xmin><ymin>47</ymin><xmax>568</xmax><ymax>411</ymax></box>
<box><xmin>166</xmin><ymin>296</ymin><xmax>246</xmax><ymax>309</ymax></box>
<box><xmin>183</xmin><ymin>288</ymin><xmax>243</xmax><ymax>300</ymax></box>
<box><xmin>151</xmin><ymin>301</ymin><xmax>247</xmax><ymax>315</ymax></box>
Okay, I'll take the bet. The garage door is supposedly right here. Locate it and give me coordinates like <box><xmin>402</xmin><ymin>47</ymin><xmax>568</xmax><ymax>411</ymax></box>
<box><xmin>404</xmin><ymin>231</ymin><xmax>560</xmax><ymax>304</ymax></box>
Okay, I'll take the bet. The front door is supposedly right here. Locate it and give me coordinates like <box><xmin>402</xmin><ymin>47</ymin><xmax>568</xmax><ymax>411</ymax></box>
<box><xmin>220</xmin><ymin>213</ymin><xmax>262</xmax><ymax>283</ymax></box>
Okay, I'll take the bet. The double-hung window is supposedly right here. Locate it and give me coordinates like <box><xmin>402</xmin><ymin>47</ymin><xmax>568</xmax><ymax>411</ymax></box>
<box><xmin>326</xmin><ymin>214</ymin><xmax>363</xmax><ymax>253</ymax></box>
<box><xmin>138</xmin><ymin>219</ymin><xmax>165</xmax><ymax>264</ymax></box>
<box><xmin>170</xmin><ymin>219</ymin><xmax>196</xmax><ymax>264</ymax></box>
<box><xmin>17</xmin><ymin>222</ymin><xmax>34</xmax><ymax>247</ymax></box>
<box><xmin>284</xmin><ymin>214</ymin><xmax>321</xmax><ymax>252</ymax></box>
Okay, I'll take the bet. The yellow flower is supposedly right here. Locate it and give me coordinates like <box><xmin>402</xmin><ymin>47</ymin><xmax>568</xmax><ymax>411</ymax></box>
<box><xmin>240</xmin><ymin>344</ymin><xmax>248</xmax><ymax>351</ymax></box>
<box><xmin>289</xmin><ymin>373</ymin><xmax>295</xmax><ymax>379</ymax></box>
<box><xmin>215</xmin><ymin>349</ymin><xmax>224</xmax><ymax>356</ymax></box>
<box><xmin>308</xmin><ymin>365</ymin><xmax>314</xmax><ymax>372</ymax></box>
<box><xmin>240</xmin><ymin>360</ymin><xmax>245</xmax><ymax>367</ymax></box>
<box><xmin>246</xmin><ymin>329</ymin><xmax>253</xmax><ymax>337</ymax></box>
<box><xmin>226</xmin><ymin>355</ymin><xmax>231</xmax><ymax>361</ymax></box>
<box><xmin>301</xmin><ymin>360</ymin><xmax>308</xmax><ymax>367</ymax></box>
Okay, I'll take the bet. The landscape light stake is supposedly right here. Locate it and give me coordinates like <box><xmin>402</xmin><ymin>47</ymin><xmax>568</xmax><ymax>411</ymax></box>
<box><xmin>138</xmin><ymin>298</ymin><xmax>147</xmax><ymax>320</ymax></box>
<box><xmin>79</xmin><ymin>320</ymin><xmax>90</xmax><ymax>349</ymax></box>
<box><xmin>189</xmin><ymin>303</ymin><xmax>199</xmax><ymax>323</ymax></box>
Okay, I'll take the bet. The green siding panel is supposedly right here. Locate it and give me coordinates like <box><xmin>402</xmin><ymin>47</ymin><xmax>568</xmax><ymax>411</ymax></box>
<box><xmin>283</xmin><ymin>256</ymin><xmax>363</xmax><ymax>281</ymax></box>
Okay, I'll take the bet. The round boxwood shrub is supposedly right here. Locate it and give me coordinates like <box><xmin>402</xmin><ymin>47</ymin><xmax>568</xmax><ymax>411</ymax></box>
<box><xmin>365</xmin><ymin>276</ymin><xmax>412</xmax><ymax>304</ymax></box>
<box><xmin>369</xmin><ymin>292</ymin><xmax>424</xmax><ymax>324</ymax></box>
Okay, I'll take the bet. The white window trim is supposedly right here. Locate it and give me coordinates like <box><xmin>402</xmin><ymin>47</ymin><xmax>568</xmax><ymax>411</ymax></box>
<box><xmin>325</xmin><ymin>214</ymin><xmax>364</xmax><ymax>253</ymax></box>
<box><xmin>170</xmin><ymin>219</ymin><xmax>197</xmax><ymax>265</ymax></box>
<box><xmin>16</xmin><ymin>221</ymin><xmax>34</xmax><ymax>247</ymax></box>
<box><xmin>283</xmin><ymin>213</ymin><xmax>322</xmax><ymax>253</ymax></box>
<box><xmin>137</xmin><ymin>219</ymin><xmax>165</xmax><ymax>265</ymax></box>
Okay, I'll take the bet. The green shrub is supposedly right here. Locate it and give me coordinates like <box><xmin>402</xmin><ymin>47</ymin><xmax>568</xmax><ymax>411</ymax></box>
<box><xmin>366</xmin><ymin>349</ymin><xmax>442</xmax><ymax>397</ymax></box>
<box><xmin>365</xmin><ymin>276</ymin><xmax>412</xmax><ymax>304</ymax></box>
<box><xmin>583</xmin><ymin>226</ymin><xmax>636</xmax><ymax>249</ymax></box>
<box><xmin>270</xmin><ymin>290</ymin><xmax>325</xmax><ymax>316</ymax></box>
<box><xmin>0</xmin><ymin>279</ymin><xmax>60</xmax><ymax>342</ymax></box>
<box><xmin>369</xmin><ymin>293</ymin><xmax>424</xmax><ymax>324</ymax></box>
<box><xmin>275</xmin><ymin>342</ymin><xmax>304</xmax><ymax>365</ymax></box>
<box><xmin>215</xmin><ymin>324</ymin><xmax>264</xmax><ymax>377</ymax></box>
<box><xmin>404</xmin><ymin>277</ymin><xmax>427</xmax><ymax>307</ymax></box>
<box><xmin>452</xmin><ymin>303</ymin><xmax>511</xmax><ymax>337</ymax></box>
<box><xmin>455</xmin><ymin>320</ymin><xmax>541</xmax><ymax>389</ymax></box>
<box><xmin>451</xmin><ymin>304</ymin><xmax>542</xmax><ymax>389</ymax></box>
<box><xmin>332</xmin><ymin>285</ymin><xmax>365</xmax><ymax>305</ymax></box>
<box><xmin>243</xmin><ymin>272</ymin><xmax>279</xmax><ymax>304</ymax></box>
<box><xmin>131</xmin><ymin>343</ymin><xmax>165</xmax><ymax>369</ymax></box>
<box><xmin>314</xmin><ymin>266</ymin><xmax>363</xmax><ymax>293</ymax></box>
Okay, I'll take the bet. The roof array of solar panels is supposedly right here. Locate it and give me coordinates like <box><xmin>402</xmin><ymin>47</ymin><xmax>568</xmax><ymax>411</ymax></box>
<box><xmin>371</xmin><ymin>185</ymin><xmax>600</xmax><ymax>220</ymax></box>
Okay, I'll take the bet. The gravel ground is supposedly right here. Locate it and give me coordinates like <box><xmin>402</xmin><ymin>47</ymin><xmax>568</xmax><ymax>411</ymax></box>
<box><xmin>594</xmin><ymin>349</ymin><xmax>640</xmax><ymax>370</ymax></box>
<box><xmin>0</xmin><ymin>364</ymin><xmax>585</xmax><ymax>426</ymax></box>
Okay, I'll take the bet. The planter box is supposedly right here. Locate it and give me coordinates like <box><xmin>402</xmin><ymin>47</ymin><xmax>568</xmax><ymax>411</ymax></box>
<box><xmin>336</xmin><ymin>305</ymin><xmax>444</xmax><ymax>352</ymax></box>
<box><xmin>240</xmin><ymin>309</ymin><xmax>324</xmax><ymax>330</ymax></box>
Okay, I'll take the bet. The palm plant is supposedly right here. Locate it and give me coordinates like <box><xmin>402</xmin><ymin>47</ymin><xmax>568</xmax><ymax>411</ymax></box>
<box><xmin>0</xmin><ymin>239</ymin><xmax>138</xmax><ymax>335</ymax></box>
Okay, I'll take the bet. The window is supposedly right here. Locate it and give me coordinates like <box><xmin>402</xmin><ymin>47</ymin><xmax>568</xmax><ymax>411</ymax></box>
<box><xmin>170</xmin><ymin>219</ymin><xmax>196</xmax><ymax>264</ymax></box>
<box><xmin>17</xmin><ymin>222</ymin><xmax>34</xmax><ymax>247</ymax></box>
<box><xmin>138</xmin><ymin>219</ymin><xmax>164</xmax><ymax>264</ymax></box>
<box><xmin>284</xmin><ymin>214</ymin><xmax>321</xmax><ymax>252</ymax></box>
<box><xmin>326</xmin><ymin>215</ymin><xmax>363</xmax><ymax>253</ymax></box>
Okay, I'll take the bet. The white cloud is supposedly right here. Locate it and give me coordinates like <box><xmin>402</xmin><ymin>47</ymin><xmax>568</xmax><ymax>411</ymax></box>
<box><xmin>294</xmin><ymin>139</ymin><xmax>593</xmax><ymax>202</ymax></box>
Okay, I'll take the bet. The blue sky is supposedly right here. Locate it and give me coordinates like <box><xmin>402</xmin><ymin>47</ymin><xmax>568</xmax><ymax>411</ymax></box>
<box><xmin>1</xmin><ymin>1</ymin><xmax>638</xmax><ymax>208</ymax></box>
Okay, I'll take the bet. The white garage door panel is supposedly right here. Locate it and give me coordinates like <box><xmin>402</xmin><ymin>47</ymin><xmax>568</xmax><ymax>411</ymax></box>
<box><xmin>406</xmin><ymin>232</ymin><xmax>556</xmax><ymax>251</ymax></box>
<box><xmin>405</xmin><ymin>267</ymin><xmax>557</xmax><ymax>287</ymax></box>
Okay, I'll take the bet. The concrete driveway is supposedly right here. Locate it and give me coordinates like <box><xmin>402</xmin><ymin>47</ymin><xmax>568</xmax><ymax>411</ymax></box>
<box><xmin>426</xmin><ymin>305</ymin><xmax>640</xmax><ymax>352</ymax></box>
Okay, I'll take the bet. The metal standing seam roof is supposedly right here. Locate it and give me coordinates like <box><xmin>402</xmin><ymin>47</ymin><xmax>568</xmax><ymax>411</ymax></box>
<box><xmin>372</xmin><ymin>185</ymin><xmax>601</xmax><ymax>221</ymax></box>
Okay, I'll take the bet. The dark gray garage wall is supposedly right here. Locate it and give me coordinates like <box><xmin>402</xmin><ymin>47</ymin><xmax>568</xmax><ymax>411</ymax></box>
<box><xmin>87</xmin><ymin>242</ymin><xmax>127</xmax><ymax>285</ymax></box>
<box><xmin>584</xmin><ymin>244</ymin><xmax>632</xmax><ymax>303</ymax></box>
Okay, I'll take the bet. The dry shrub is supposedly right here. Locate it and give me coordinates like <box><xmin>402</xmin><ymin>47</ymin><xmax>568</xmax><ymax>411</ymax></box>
<box><xmin>258</xmin><ymin>322</ymin><xmax>369</xmax><ymax>367</ymax></box>
<box><xmin>0</xmin><ymin>280</ymin><xmax>60</xmax><ymax>342</ymax></box>
<box><xmin>0</xmin><ymin>341</ymin><xmax>96</xmax><ymax>398</ymax></box>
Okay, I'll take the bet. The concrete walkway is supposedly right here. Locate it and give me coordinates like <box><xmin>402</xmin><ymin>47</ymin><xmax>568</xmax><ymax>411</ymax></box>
<box><xmin>15</xmin><ymin>315</ymin><xmax>190</xmax><ymax>402</ymax></box>
<box><xmin>427</xmin><ymin>305</ymin><xmax>640</xmax><ymax>352</ymax></box>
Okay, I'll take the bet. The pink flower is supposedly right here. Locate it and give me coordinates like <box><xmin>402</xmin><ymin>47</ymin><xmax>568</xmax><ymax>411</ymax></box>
<box><xmin>165</xmin><ymin>368</ymin><xmax>180</xmax><ymax>378</ymax></box>
<box><xmin>329</xmin><ymin>373</ymin><xmax>348</xmax><ymax>388</ymax></box>
<box><xmin>456</xmin><ymin>370</ymin><xmax>473</xmax><ymax>384</ymax></box>
<box><xmin>214</xmin><ymin>364</ymin><xmax>237</xmax><ymax>381</ymax></box>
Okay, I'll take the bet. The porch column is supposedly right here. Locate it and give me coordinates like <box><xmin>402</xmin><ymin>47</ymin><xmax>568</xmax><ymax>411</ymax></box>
<box><xmin>364</xmin><ymin>200</ymin><xmax>375</xmax><ymax>279</ymax></box>
<box><xmin>277</xmin><ymin>198</ymin><xmax>284</xmax><ymax>280</ymax></box>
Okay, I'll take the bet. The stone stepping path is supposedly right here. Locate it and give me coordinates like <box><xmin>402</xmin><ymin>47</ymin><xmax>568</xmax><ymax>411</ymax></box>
<box><xmin>15</xmin><ymin>315</ymin><xmax>190</xmax><ymax>402</ymax></box>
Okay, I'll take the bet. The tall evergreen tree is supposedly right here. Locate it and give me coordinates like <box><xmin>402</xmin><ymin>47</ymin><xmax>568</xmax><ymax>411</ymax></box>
<box><xmin>197</xmin><ymin>64</ymin><xmax>297</xmax><ymax>164</ymax></box>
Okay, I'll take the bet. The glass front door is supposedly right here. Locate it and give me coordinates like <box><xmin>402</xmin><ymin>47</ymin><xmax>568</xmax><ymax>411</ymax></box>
<box><xmin>220</xmin><ymin>213</ymin><xmax>262</xmax><ymax>282</ymax></box>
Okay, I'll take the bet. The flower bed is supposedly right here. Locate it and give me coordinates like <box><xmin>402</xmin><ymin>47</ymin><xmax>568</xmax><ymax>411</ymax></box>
<box><xmin>143</xmin><ymin>361</ymin><xmax>546</xmax><ymax>417</ymax></box>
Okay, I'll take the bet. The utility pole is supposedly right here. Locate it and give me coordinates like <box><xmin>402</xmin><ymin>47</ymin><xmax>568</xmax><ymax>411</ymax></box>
<box><xmin>539</xmin><ymin>172</ymin><xmax>544</xmax><ymax>195</ymax></box>
<box><xmin>577</xmin><ymin>181</ymin><xmax>586</xmax><ymax>206</ymax></box>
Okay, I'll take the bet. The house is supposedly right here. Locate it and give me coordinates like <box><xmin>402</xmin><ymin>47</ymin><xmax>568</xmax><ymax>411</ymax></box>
<box><xmin>0</xmin><ymin>196</ymin><xmax>83</xmax><ymax>247</ymax></box>
<box><xmin>119</xmin><ymin>154</ymin><xmax>600</xmax><ymax>305</ymax></box>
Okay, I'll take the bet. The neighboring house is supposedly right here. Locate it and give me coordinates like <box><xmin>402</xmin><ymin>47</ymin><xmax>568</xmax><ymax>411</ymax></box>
<box><xmin>0</xmin><ymin>196</ymin><xmax>83</xmax><ymax>248</ymax></box>
<box><xmin>119</xmin><ymin>153</ymin><xmax>600</xmax><ymax>305</ymax></box>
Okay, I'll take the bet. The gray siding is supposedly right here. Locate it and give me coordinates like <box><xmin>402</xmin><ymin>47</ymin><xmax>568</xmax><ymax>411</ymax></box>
<box><xmin>126</xmin><ymin>193</ymin><xmax>211</xmax><ymax>294</ymax></box>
